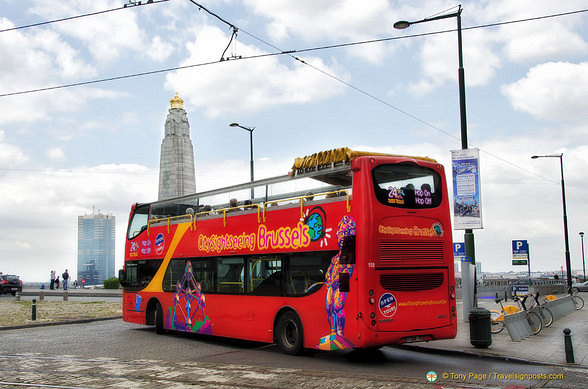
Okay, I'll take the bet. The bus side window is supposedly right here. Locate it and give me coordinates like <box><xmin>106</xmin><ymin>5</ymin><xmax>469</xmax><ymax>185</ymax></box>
<box><xmin>218</xmin><ymin>258</ymin><xmax>244</xmax><ymax>294</ymax></box>
<box><xmin>248</xmin><ymin>257</ymin><xmax>282</xmax><ymax>296</ymax></box>
<box><xmin>340</xmin><ymin>235</ymin><xmax>356</xmax><ymax>265</ymax></box>
<box><xmin>286</xmin><ymin>252</ymin><xmax>333</xmax><ymax>296</ymax></box>
<box><xmin>162</xmin><ymin>259</ymin><xmax>187</xmax><ymax>292</ymax></box>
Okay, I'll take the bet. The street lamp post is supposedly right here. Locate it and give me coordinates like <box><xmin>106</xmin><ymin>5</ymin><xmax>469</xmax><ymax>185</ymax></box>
<box><xmin>229</xmin><ymin>123</ymin><xmax>255</xmax><ymax>199</ymax></box>
<box><xmin>395</xmin><ymin>5</ymin><xmax>477</xmax><ymax>306</ymax></box>
<box><xmin>580</xmin><ymin>232</ymin><xmax>585</xmax><ymax>281</ymax></box>
<box><xmin>531</xmin><ymin>153</ymin><xmax>572</xmax><ymax>288</ymax></box>
<box><xmin>394</xmin><ymin>5</ymin><xmax>468</xmax><ymax>149</ymax></box>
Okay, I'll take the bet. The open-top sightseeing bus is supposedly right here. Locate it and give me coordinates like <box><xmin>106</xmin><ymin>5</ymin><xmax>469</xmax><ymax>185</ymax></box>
<box><xmin>120</xmin><ymin>148</ymin><xmax>457</xmax><ymax>354</ymax></box>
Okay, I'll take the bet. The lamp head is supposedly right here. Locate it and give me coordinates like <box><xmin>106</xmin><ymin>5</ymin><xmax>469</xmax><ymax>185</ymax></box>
<box><xmin>394</xmin><ymin>20</ymin><xmax>411</xmax><ymax>29</ymax></box>
<box><xmin>229</xmin><ymin>123</ymin><xmax>240</xmax><ymax>127</ymax></box>
<box><xmin>581</xmin><ymin>232</ymin><xmax>585</xmax><ymax>237</ymax></box>
<box><xmin>531</xmin><ymin>155</ymin><xmax>539</xmax><ymax>159</ymax></box>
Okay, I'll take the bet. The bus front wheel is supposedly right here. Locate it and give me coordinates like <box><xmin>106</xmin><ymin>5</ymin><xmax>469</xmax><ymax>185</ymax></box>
<box><xmin>276</xmin><ymin>311</ymin><xmax>304</xmax><ymax>355</ymax></box>
<box><xmin>155</xmin><ymin>302</ymin><xmax>165</xmax><ymax>334</ymax></box>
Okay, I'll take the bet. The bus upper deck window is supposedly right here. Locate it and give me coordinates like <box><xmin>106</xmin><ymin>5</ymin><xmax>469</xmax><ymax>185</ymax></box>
<box><xmin>372</xmin><ymin>164</ymin><xmax>442</xmax><ymax>209</ymax></box>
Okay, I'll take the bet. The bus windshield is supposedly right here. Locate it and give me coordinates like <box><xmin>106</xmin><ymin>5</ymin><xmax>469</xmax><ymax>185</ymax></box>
<box><xmin>127</xmin><ymin>204</ymin><xmax>149</xmax><ymax>239</ymax></box>
<box><xmin>372</xmin><ymin>163</ymin><xmax>442</xmax><ymax>208</ymax></box>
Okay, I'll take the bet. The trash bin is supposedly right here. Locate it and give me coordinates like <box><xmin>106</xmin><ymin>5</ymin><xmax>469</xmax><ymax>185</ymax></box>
<box><xmin>469</xmin><ymin>307</ymin><xmax>492</xmax><ymax>348</ymax></box>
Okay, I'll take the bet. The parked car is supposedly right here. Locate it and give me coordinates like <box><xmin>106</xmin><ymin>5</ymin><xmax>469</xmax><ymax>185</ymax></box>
<box><xmin>572</xmin><ymin>280</ymin><xmax>588</xmax><ymax>293</ymax></box>
<box><xmin>0</xmin><ymin>274</ymin><xmax>22</xmax><ymax>296</ymax></box>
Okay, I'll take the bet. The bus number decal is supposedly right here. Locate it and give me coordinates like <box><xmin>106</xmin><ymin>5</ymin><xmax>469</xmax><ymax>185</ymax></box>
<box><xmin>379</xmin><ymin>293</ymin><xmax>398</xmax><ymax>318</ymax></box>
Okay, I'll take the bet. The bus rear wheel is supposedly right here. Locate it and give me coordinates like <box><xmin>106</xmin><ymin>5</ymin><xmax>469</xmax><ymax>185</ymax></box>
<box><xmin>276</xmin><ymin>311</ymin><xmax>304</xmax><ymax>355</ymax></box>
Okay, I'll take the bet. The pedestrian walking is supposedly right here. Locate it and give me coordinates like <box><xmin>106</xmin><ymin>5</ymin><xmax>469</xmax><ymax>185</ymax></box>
<box><xmin>62</xmin><ymin>270</ymin><xmax>70</xmax><ymax>291</ymax></box>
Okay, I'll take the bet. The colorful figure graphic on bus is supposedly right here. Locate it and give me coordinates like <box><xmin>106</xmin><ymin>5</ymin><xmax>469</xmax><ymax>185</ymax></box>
<box><xmin>169</xmin><ymin>260</ymin><xmax>213</xmax><ymax>334</ymax></box>
<box><xmin>318</xmin><ymin>215</ymin><xmax>356</xmax><ymax>350</ymax></box>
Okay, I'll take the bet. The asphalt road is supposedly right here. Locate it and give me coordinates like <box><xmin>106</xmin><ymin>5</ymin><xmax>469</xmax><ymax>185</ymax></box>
<box><xmin>1</xmin><ymin>319</ymin><xmax>587</xmax><ymax>388</ymax></box>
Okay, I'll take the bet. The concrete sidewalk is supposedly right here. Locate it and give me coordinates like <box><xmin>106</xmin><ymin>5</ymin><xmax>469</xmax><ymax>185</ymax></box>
<box><xmin>19</xmin><ymin>287</ymin><xmax>122</xmax><ymax>298</ymax></box>
<box><xmin>401</xmin><ymin>299</ymin><xmax>588</xmax><ymax>367</ymax></box>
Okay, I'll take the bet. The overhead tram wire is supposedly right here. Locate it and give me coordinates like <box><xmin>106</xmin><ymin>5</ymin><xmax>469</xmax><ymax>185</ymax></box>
<box><xmin>0</xmin><ymin>0</ymin><xmax>170</xmax><ymax>34</ymax></box>
<box><xmin>186</xmin><ymin>1</ymin><xmax>563</xmax><ymax>183</ymax></box>
<box><xmin>1</xmin><ymin>6</ymin><xmax>586</xmax><ymax>182</ymax></box>
<box><xmin>2</xmin><ymin>7</ymin><xmax>586</xmax><ymax>98</ymax></box>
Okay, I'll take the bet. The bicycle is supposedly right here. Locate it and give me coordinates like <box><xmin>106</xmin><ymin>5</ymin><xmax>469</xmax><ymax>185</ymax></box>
<box><xmin>490</xmin><ymin>296</ymin><xmax>542</xmax><ymax>335</ymax></box>
<box><xmin>568</xmin><ymin>287</ymin><xmax>584</xmax><ymax>310</ymax></box>
<box><xmin>513</xmin><ymin>295</ymin><xmax>543</xmax><ymax>335</ymax></box>
<box><xmin>489</xmin><ymin>298</ymin><xmax>521</xmax><ymax>334</ymax></box>
<box><xmin>528</xmin><ymin>292</ymin><xmax>553</xmax><ymax>327</ymax></box>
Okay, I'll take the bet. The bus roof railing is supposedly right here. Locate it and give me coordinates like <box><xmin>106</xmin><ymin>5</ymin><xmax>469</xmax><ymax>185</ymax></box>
<box><xmin>148</xmin><ymin>163</ymin><xmax>353</xmax><ymax>209</ymax></box>
<box><xmin>145</xmin><ymin>148</ymin><xmax>435</xmax><ymax>210</ymax></box>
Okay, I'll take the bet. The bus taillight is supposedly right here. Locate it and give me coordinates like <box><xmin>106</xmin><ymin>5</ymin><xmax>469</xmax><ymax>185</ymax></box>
<box><xmin>369</xmin><ymin>289</ymin><xmax>375</xmax><ymax>304</ymax></box>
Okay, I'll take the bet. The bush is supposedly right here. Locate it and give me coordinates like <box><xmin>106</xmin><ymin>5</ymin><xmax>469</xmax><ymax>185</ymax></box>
<box><xmin>103</xmin><ymin>277</ymin><xmax>120</xmax><ymax>289</ymax></box>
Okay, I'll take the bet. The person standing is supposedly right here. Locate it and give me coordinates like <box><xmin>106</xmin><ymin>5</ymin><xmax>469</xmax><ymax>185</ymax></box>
<box><xmin>50</xmin><ymin>270</ymin><xmax>55</xmax><ymax>290</ymax></box>
<box><xmin>62</xmin><ymin>270</ymin><xmax>69</xmax><ymax>291</ymax></box>
<box><xmin>55</xmin><ymin>275</ymin><xmax>60</xmax><ymax>289</ymax></box>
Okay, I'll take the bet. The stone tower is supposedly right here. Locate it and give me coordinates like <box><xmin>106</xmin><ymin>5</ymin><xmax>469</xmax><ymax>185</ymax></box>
<box><xmin>158</xmin><ymin>93</ymin><xmax>196</xmax><ymax>200</ymax></box>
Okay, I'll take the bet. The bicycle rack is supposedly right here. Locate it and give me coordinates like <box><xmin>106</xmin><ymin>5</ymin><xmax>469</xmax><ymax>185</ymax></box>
<box><xmin>544</xmin><ymin>296</ymin><xmax>576</xmax><ymax>321</ymax></box>
<box><xmin>504</xmin><ymin>311</ymin><xmax>534</xmax><ymax>341</ymax></box>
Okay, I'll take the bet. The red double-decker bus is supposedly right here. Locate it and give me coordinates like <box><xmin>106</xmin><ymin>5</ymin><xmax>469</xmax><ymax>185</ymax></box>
<box><xmin>120</xmin><ymin>148</ymin><xmax>456</xmax><ymax>354</ymax></box>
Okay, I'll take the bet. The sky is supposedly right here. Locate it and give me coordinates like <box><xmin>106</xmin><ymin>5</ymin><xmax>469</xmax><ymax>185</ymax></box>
<box><xmin>1</xmin><ymin>0</ymin><xmax>587</xmax><ymax>282</ymax></box>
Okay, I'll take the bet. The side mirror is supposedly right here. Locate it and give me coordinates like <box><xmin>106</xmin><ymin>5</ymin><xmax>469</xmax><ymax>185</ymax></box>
<box><xmin>118</xmin><ymin>269</ymin><xmax>126</xmax><ymax>287</ymax></box>
<box><xmin>340</xmin><ymin>235</ymin><xmax>356</xmax><ymax>264</ymax></box>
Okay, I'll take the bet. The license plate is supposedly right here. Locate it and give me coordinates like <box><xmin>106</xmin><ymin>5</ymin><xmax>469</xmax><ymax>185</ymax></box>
<box><xmin>404</xmin><ymin>335</ymin><xmax>427</xmax><ymax>343</ymax></box>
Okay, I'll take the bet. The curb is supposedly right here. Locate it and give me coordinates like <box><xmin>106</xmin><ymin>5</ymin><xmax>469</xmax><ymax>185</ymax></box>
<box><xmin>0</xmin><ymin>316</ymin><xmax>122</xmax><ymax>331</ymax></box>
<box><xmin>395</xmin><ymin>343</ymin><xmax>587</xmax><ymax>369</ymax></box>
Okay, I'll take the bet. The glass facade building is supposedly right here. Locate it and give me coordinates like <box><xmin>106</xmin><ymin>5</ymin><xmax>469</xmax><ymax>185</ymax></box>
<box><xmin>77</xmin><ymin>212</ymin><xmax>115</xmax><ymax>285</ymax></box>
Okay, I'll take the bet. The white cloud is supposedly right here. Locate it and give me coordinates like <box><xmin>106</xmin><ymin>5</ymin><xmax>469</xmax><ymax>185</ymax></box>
<box><xmin>500</xmin><ymin>23</ymin><xmax>588</xmax><ymax>63</ymax></box>
<box><xmin>145</xmin><ymin>35</ymin><xmax>175</xmax><ymax>62</ymax></box>
<box><xmin>27</xmin><ymin>0</ymin><xmax>148</xmax><ymax>65</ymax></box>
<box><xmin>501</xmin><ymin>62</ymin><xmax>588</xmax><ymax>122</ymax></box>
<box><xmin>0</xmin><ymin>164</ymin><xmax>157</xmax><ymax>281</ymax></box>
<box><xmin>0</xmin><ymin>134</ymin><xmax>28</xmax><ymax>168</ymax></box>
<box><xmin>46</xmin><ymin>147</ymin><xmax>66</xmax><ymax>161</ymax></box>
<box><xmin>165</xmin><ymin>25</ymin><xmax>348</xmax><ymax>117</ymax></box>
<box><xmin>472</xmin><ymin>0</ymin><xmax>588</xmax><ymax>63</ymax></box>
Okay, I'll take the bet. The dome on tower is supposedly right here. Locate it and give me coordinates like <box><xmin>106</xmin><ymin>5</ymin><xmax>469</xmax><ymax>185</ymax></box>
<box><xmin>170</xmin><ymin>93</ymin><xmax>184</xmax><ymax>109</ymax></box>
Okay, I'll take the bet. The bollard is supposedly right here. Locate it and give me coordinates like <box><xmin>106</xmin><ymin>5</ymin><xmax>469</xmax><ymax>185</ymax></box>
<box><xmin>563</xmin><ymin>328</ymin><xmax>575</xmax><ymax>363</ymax></box>
<box><xmin>31</xmin><ymin>298</ymin><xmax>37</xmax><ymax>321</ymax></box>
<box><xmin>63</xmin><ymin>291</ymin><xmax>68</xmax><ymax>301</ymax></box>
<box><xmin>39</xmin><ymin>290</ymin><xmax>45</xmax><ymax>301</ymax></box>
<box><xmin>15</xmin><ymin>292</ymin><xmax>20</xmax><ymax>301</ymax></box>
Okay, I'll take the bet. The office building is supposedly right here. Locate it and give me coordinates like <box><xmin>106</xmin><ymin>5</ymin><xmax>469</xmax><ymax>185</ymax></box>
<box><xmin>77</xmin><ymin>211</ymin><xmax>115</xmax><ymax>285</ymax></box>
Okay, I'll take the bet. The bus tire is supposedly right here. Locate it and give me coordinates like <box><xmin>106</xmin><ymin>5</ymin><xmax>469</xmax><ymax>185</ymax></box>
<box><xmin>276</xmin><ymin>311</ymin><xmax>304</xmax><ymax>355</ymax></box>
<box><xmin>155</xmin><ymin>302</ymin><xmax>165</xmax><ymax>334</ymax></box>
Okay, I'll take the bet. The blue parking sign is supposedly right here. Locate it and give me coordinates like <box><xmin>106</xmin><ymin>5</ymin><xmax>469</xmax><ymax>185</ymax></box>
<box><xmin>512</xmin><ymin>240</ymin><xmax>529</xmax><ymax>265</ymax></box>
<box><xmin>453</xmin><ymin>242</ymin><xmax>465</xmax><ymax>262</ymax></box>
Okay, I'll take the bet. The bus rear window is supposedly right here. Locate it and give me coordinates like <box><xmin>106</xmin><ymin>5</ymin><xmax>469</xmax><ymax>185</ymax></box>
<box><xmin>372</xmin><ymin>164</ymin><xmax>442</xmax><ymax>208</ymax></box>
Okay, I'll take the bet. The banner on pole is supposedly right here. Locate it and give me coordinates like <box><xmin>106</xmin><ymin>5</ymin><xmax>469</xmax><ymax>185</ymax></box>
<box><xmin>451</xmin><ymin>148</ymin><xmax>483</xmax><ymax>230</ymax></box>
